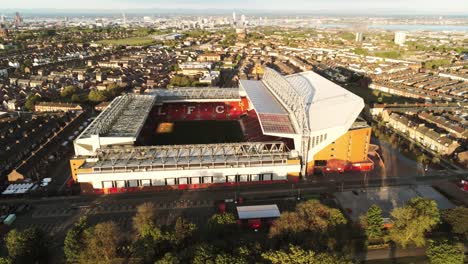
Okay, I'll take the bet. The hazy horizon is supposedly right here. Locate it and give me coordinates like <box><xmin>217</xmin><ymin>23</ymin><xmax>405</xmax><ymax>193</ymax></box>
<box><xmin>2</xmin><ymin>0</ymin><xmax>468</xmax><ymax>16</ymax></box>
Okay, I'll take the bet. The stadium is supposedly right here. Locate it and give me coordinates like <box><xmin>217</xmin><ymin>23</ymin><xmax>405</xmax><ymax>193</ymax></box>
<box><xmin>71</xmin><ymin>68</ymin><xmax>373</xmax><ymax>194</ymax></box>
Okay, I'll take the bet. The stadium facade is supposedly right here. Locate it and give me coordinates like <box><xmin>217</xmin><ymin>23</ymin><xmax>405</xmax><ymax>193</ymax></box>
<box><xmin>71</xmin><ymin>68</ymin><xmax>372</xmax><ymax>194</ymax></box>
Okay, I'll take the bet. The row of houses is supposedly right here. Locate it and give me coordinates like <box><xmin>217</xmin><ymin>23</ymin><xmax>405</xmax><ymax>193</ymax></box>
<box><xmin>382</xmin><ymin>110</ymin><xmax>460</xmax><ymax>156</ymax></box>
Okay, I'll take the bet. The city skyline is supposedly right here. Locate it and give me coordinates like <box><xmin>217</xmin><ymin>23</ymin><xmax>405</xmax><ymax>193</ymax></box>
<box><xmin>2</xmin><ymin>0</ymin><xmax>468</xmax><ymax>15</ymax></box>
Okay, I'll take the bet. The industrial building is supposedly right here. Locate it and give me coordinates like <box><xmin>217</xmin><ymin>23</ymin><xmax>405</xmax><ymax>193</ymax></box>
<box><xmin>71</xmin><ymin>68</ymin><xmax>373</xmax><ymax>194</ymax></box>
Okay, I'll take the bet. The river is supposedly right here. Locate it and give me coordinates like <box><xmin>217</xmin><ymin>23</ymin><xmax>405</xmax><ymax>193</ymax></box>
<box><xmin>319</xmin><ymin>23</ymin><xmax>468</xmax><ymax>32</ymax></box>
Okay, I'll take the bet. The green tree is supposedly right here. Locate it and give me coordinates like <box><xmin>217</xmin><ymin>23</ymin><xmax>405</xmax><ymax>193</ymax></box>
<box><xmin>88</xmin><ymin>89</ymin><xmax>107</xmax><ymax>103</ymax></box>
<box><xmin>360</xmin><ymin>204</ymin><xmax>384</xmax><ymax>239</ymax></box>
<box><xmin>388</xmin><ymin>198</ymin><xmax>440</xmax><ymax>248</ymax></box>
<box><xmin>61</xmin><ymin>85</ymin><xmax>77</xmax><ymax>98</ymax></box>
<box><xmin>0</xmin><ymin>258</ymin><xmax>12</xmax><ymax>264</ymax></box>
<box><xmin>192</xmin><ymin>243</ymin><xmax>216</xmax><ymax>264</ymax></box>
<box><xmin>133</xmin><ymin>202</ymin><xmax>157</xmax><ymax>236</ymax></box>
<box><xmin>208</xmin><ymin>212</ymin><xmax>237</xmax><ymax>237</ymax></box>
<box><xmin>71</xmin><ymin>94</ymin><xmax>81</xmax><ymax>103</ymax></box>
<box><xmin>261</xmin><ymin>244</ymin><xmax>351</xmax><ymax>264</ymax></box>
<box><xmin>269</xmin><ymin>200</ymin><xmax>347</xmax><ymax>238</ymax></box>
<box><xmin>171</xmin><ymin>217</ymin><xmax>197</xmax><ymax>247</ymax></box>
<box><xmin>24</xmin><ymin>94</ymin><xmax>41</xmax><ymax>111</ymax></box>
<box><xmin>442</xmin><ymin>206</ymin><xmax>468</xmax><ymax>239</ymax></box>
<box><xmin>131</xmin><ymin>202</ymin><xmax>166</xmax><ymax>262</ymax></box>
<box><xmin>5</xmin><ymin>228</ymin><xmax>50</xmax><ymax>264</ymax></box>
<box><xmin>106</xmin><ymin>83</ymin><xmax>123</xmax><ymax>98</ymax></box>
<box><xmin>214</xmin><ymin>253</ymin><xmax>247</xmax><ymax>264</ymax></box>
<box><xmin>209</xmin><ymin>212</ymin><xmax>237</xmax><ymax>226</ymax></box>
<box><xmin>155</xmin><ymin>253</ymin><xmax>180</xmax><ymax>264</ymax></box>
<box><xmin>417</xmin><ymin>153</ymin><xmax>429</xmax><ymax>164</ymax></box>
<box><xmin>426</xmin><ymin>239</ymin><xmax>464</xmax><ymax>264</ymax></box>
<box><xmin>80</xmin><ymin>221</ymin><xmax>121</xmax><ymax>263</ymax></box>
<box><xmin>64</xmin><ymin>216</ymin><xmax>88</xmax><ymax>263</ymax></box>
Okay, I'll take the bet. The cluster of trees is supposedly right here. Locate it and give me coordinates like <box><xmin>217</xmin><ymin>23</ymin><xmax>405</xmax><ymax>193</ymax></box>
<box><xmin>1</xmin><ymin>227</ymin><xmax>51</xmax><ymax>263</ymax></box>
<box><xmin>24</xmin><ymin>94</ymin><xmax>41</xmax><ymax>111</ymax></box>
<box><xmin>88</xmin><ymin>83</ymin><xmax>124</xmax><ymax>103</ymax></box>
<box><xmin>360</xmin><ymin>199</ymin><xmax>466</xmax><ymax>263</ymax></box>
<box><xmin>2</xmin><ymin>199</ymin><xmax>465</xmax><ymax>263</ymax></box>
<box><xmin>60</xmin><ymin>85</ymin><xmax>83</xmax><ymax>103</ymax></box>
<box><xmin>169</xmin><ymin>75</ymin><xmax>208</xmax><ymax>88</ymax></box>
<box><xmin>23</xmin><ymin>82</ymin><xmax>123</xmax><ymax>112</ymax></box>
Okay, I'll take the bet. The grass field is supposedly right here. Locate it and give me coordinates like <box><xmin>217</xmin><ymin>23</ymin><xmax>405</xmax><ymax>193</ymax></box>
<box><xmin>143</xmin><ymin>120</ymin><xmax>245</xmax><ymax>146</ymax></box>
<box><xmin>96</xmin><ymin>36</ymin><xmax>156</xmax><ymax>46</ymax></box>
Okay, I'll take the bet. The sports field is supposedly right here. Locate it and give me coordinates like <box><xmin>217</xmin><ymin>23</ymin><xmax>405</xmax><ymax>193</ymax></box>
<box><xmin>143</xmin><ymin>120</ymin><xmax>245</xmax><ymax>146</ymax></box>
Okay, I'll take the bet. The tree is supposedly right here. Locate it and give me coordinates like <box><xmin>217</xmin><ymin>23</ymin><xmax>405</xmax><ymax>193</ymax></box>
<box><xmin>64</xmin><ymin>217</ymin><xmax>88</xmax><ymax>263</ymax></box>
<box><xmin>269</xmin><ymin>200</ymin><xmax>347</xmax><ymax>238</ymax></box>
<box><xmin>417</xmin><ymin>153</ymin><xmax>429</xmax><ymax>164</ymax></box>
<box><xmin>261</xmin><ymin>245</ymin><xmax>351</xmax><ymax>264</ymax></box>
<box><xmin>360</xmin><ymin>204</ymin><xmax>384</xmax><ymax>239</ymax></box>
<box><xmin>61</xmin><ymin>85</ymin><xmax>77</xmax><ymax>98</ymax></box>
<box><xmin>106</xmin><ymin>83</ymin><xmax>123</xmax><ymax>98</ymax></box>
<box><xmin>131</xmin><ymin>202</ymin><xmax>166</xmax><ymax>262</ymax></box>
<box><xmin>24</xmin><ymin>94</ymin><xmax>41</xmax><ymax>111</ymax></box>
<box><xmin>192</xmin><ymin>243</ymin><xmax>216</xmax><ymax>264</ymax></box>
<box><xmin>0</xmin><ymin>258</ymin><xmax>12</xmax><ymax>264</ymax></box>
<box><xmin>155</xmin><ymin>253</ymin><xmax>180</xmax><ymax>264</ymax></box>
<box><xmin>5</xmin><ymin>228</ymin><xmax>50</xmax><ymax>264</ymax></box>
<box><xmin>268</xmin><ymin>200</ymin><xmax>348</xmax><ymax>251</ymax></box>
<box><xmin>71</xmin><ymin>94</ymin><xmax>81</xmax><ymax>103</ymax></box>
<box><xmin>209</xmin><ymin>212</ymin><xmax>237</xmax><ymax>226</ymax></box>
<box><xmin>426</xmin><ymin>239</ymin><xmax>464</xmax><ymax>264</ymax></box>
<box><xmin>171</xmin><ymin>217</ymin><xmax>197</xmax><ymax>247</ymax></box>
<box><xmin>208</xmin><ymin>212</ymin><xmax>237</xmax><ymax>237</ymax></box>
<box><xmin>388</xmin><ymin>198</ymin><xmax>440</xmax><ymax>248</ymax></box>
<box><xmin>442</xmin><ymin>206</ymin><xmax>468</xmax><ymax>239</ymax></box>
<box><xmin>133</xmin><ymin>202</ymin><xmax>157</xmax><ymax>236</ymax></box>
<box><xmin>80</xmin><ymin>221</ymin><xmax>121</xmax><ymax>263</ymax></box>
<box><xmin>88</xmin><ymin>89</ymin><xmax>107</xmax><ymax>103</ymax></box>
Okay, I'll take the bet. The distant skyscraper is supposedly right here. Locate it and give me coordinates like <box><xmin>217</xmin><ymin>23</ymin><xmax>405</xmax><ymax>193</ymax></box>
<box><xmin>241</xmin><ymin>14</ymin><xmax>246</xmax><ymax>25</ymax></box>
<box><xmin>232</xmin><ymin>11</ymin><xmax>236</xmax><ymax>21</ymax></box>
<box><xmin>355</xmin><ymin>32</ymin><xmax>363</xmax><ymax>42</ymax></box>
<box><xmin>14</xmin><ymin>12</ymin><xmax>22</xmax><ymax>28</ymax></box>
<box><xmin>122</xmin><ymin>12</ymin><xmax>127</xmax><ymax>27</ymax></box>
<box><xmin>394</xmin><ymin>31</ymin><xmax>406</xmax><ymax>45</ymax></box>
<box><xmin>0</xmin><ymin>15</ymin><xmax>5</xmax><ymax>24</ymax></box>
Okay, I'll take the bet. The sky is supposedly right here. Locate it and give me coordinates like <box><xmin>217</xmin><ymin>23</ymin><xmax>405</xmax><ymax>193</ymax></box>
<box><xmin>1</xmin><ymin>0</ymin><xmax>468</xmax><ymax>15</ymax></box>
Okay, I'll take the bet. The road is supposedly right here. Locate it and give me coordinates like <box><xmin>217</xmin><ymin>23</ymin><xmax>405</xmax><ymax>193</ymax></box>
<box><xmin>1</xmin><ymin>170</ymin><xmax>466</xmax><ymax>263</ymax></box>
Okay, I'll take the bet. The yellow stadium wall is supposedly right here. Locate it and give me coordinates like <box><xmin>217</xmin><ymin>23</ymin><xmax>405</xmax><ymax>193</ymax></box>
<box><xmin>313</xmin><ymin>127</ymin><xmax>371</xmax><ymax>164</ymax></box>
<box><xmin>70</xmin><ymin>159</ymin><xmax>86</xmax><ymax>181</ymax></box>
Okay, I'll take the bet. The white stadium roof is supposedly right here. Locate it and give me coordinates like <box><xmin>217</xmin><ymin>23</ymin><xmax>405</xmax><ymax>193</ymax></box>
<box><xmin>285</xmin><ymin>70</ymin><xmax>364</xmax><ymax>133</ymax></box>
<box><xmin>242</xmin><ymin>68</ymin><xmax>365</xmax><ymax>161</ymax></box>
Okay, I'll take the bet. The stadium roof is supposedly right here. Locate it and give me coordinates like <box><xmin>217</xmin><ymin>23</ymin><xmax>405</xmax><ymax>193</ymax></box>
<box><xmin>237</xmin><ymin>204</ymin><xmax>281</xmax><ymax>219</ymax></box>
<box><xmin>240</xmin><ymin>80</ymin><xmax>296</xmax><ymax>135</ymax></box>
<box><xmin>285</xmin><ymin>71</ymin><xmax>364</xmax><ymax>133</ymax></box>
<box><xmin>79</xmin><ymin>94</ymin><xmax>155</xmax><ymax>139</ymax></box>
<box><xmin>85</xmin><ymin>142</ymin><xmax>291</xmax><ymax>171</ymax></box>
<box><xmin>261</xmin><ymin>68</ymin><xmax>364</xmax><ymax>136</ymax></box>
<box><xmin>241</xmin><ymin>80</ymin><xmax>288</xmax><ymax>115</ymax></box>
<box><xmin>149</xmin><ymin>87</ymin><xmax>240</xmax><ymax>102</ymax></box>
